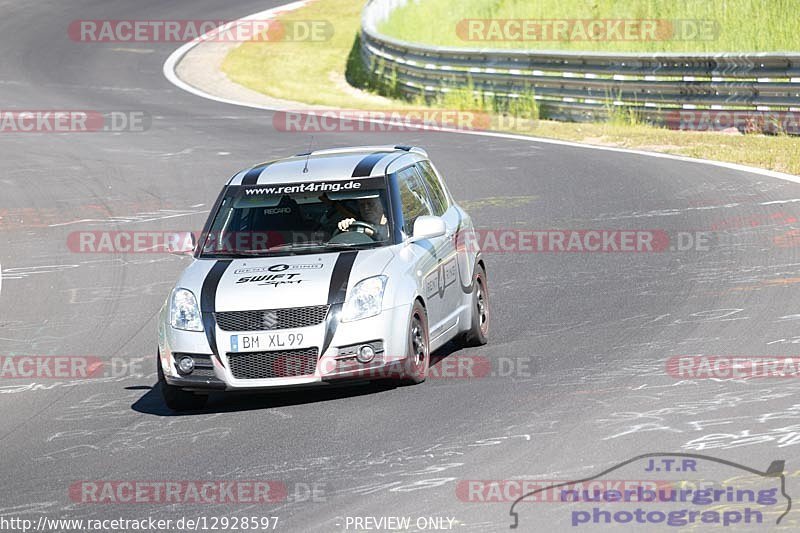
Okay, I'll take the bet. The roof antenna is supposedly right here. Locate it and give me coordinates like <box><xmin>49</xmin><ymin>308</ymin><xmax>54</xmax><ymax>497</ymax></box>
<box><xmin>302</xmin><ymin>135</ymin><xmax>314</xmax><ymax>173</ymax></box>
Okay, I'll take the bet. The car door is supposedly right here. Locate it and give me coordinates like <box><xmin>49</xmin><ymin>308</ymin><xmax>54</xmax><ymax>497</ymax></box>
<box><xmin>414</xmin><ymin>161</ymin><xmax>461</xmax><ymax>334</ymax></box>
<box><xmin>395</xmin><ymin>165</ymin><xmax>449</xmax><ymax>337</ymax></box>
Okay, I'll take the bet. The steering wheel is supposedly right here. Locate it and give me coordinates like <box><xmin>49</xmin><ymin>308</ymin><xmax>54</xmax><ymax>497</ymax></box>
<box><xmin>332</xmin><ymin>220</ymin><xmax>380</xmax><ymax>238</ymax></box>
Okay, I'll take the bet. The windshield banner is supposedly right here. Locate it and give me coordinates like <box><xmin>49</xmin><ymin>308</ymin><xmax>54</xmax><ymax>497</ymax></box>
<box><xmin>241</xmin><ymin>177</ymin><xmax>386</xmax><ymax>197</ymax></box>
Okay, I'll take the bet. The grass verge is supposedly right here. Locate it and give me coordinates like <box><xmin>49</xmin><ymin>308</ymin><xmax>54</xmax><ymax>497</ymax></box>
<box><xmin>222</xmin><ymin>0</ymin><xmax>800</xmax><ymax>175</ymax></box>
<box><xmin>380</xmin><ymin>0</ymin><xmax>800</xmax><ymax>53</ymax></box>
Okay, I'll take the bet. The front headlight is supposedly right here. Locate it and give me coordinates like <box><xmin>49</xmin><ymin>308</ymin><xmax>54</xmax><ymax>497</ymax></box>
<box><xmin>170</xmin><ymin>288</ymin><xmax>204</xmax><ymax>331</ymax></box>
<box><xmin>341</xmin><ymin>276</ymin><xmax>387</xmax><ymax>322</ymax></box>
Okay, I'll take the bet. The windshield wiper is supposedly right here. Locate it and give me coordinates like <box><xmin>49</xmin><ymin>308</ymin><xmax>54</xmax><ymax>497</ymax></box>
<box><xmin>264</xmin><ymin>241</ymin><xmax>382</xmax><ymax>251</ymax></box>
<box><xmin>263</xmin><ymin>241</ymin><xmax>328</xmax><ymax>251</ymax></box>
<box><xmin>201</xmin><ymin>241</ymin><xmax>382</xmax><ymax>258</ymax></box>
<box><xmin>322</xmin><ymin>241</ymin><xmax>384</xmax><ymax>249</ymax></box>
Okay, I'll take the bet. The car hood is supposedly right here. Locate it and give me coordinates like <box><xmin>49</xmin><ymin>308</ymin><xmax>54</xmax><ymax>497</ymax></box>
<box><xmin>180</xmin><ymin>247</ymin><xmax>396</xmax><ymax>312</ymax></box>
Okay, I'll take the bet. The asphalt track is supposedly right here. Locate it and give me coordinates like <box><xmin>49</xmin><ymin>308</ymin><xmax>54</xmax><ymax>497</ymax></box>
<box><xmin>2</xmin><ymin>0</ymin><xmax>800</xmax><ymax>531</ymax></box>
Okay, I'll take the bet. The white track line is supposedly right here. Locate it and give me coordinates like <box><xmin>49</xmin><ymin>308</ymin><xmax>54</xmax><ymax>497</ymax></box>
<box><xmin>163</xmin><ymin>1</ymin><xmax>800</xmax><ymax>185</ymax></box>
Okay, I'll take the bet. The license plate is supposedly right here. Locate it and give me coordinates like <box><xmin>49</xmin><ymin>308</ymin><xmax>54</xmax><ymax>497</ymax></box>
<box><xmin>230</xmin><ymin>331</ymin><xmax>305</xmax><ymax>352</ymax></box>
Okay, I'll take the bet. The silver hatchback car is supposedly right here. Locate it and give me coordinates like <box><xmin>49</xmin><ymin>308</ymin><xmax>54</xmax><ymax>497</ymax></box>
<box><xmin>157</xmin><ymin>145</ymin><xmax>488</xmax><ymax>410</ymax></box>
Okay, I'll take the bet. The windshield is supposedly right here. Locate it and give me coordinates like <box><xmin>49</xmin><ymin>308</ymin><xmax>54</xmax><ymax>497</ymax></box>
<box><xmin>199</xmin><ymin>177</ymin><xmax>395</xmax><ymax>257</ymax></box>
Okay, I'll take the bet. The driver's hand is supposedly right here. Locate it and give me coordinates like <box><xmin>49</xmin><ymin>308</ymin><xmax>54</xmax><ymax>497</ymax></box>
<box><xmin>337</xmin><ymin>218</ymin><xmax>356</xmax><ymax>231</ymax></box>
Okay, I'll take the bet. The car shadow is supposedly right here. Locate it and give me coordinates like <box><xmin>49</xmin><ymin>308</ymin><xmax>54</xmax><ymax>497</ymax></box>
<box><xmin>130</xmin><ymin>380</ymin><xmax>398</xmax><ymax>416</ymax></box>
<box><xmin>429</xmin><ymin>340</ymin><xmax>461</xmax><ymax>367</ymax></box>
<box><xmin>131</xmin><ymin>341</ymin><xmax>465</xmax><ymax>416</ymax></box>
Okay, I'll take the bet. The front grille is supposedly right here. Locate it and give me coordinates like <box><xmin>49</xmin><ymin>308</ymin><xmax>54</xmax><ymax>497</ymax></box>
<box><xmin>192</xmin><ymin>367</ymin><xmax>217</xmax><ymax>378</ymax></box>
<box><xmin>227</xmin><ymin>348</ymin><xmax>319</xmax><ymax>379</ymax></box>
<box><xmin>215</xmin><ymin>305</ymin><xmax>329</xmax><ymax>332</ymax></box>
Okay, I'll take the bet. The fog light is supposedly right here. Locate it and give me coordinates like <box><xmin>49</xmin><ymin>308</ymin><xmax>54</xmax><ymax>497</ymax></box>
<box><xmin>356</xmin><ymin>345</ymin><xmax>376</xmax><ymax>364</ymax></box>
<box><xmin>177</xmin><ymin>356</ymin><xmax>195</xmax><ymax>375</ymax></box>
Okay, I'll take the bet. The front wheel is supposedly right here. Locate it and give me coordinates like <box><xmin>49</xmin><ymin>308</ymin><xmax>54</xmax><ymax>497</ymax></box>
<box><xmin>400</xmin><ymin>301</ymin><xmax>430</xmax><ymax>385</ymax></box>
<box><xmin>157</xmin><ymin>351</ymin><xmax>208</xmax><ymax>411</ymax></box>
<box><xmin>459</xmin><ymin>264</ymin><xmax>489</xmax><ymax>347</ymax></box>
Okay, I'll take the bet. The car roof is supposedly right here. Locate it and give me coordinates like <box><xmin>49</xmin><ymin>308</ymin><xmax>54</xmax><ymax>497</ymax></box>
<box><xmin>228</xmin><ymin>145</ymin><xmax>429</xmax><ymax>186</ymax></box>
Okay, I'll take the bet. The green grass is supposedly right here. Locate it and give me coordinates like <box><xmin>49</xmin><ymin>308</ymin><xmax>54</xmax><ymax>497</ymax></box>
<box><xmin>222</xmin><ymin>0</ymin><xmax>800</xmax><ymax>175</ymax></box>
<box><xmin>223</xmin><ymin>0</ymin><xmax>400</xmax><ymax>108</ymax></box>
<box><xmin>380</xmin><ymin>0</ymin><xmax>800</xmax><ymax>53</ymax></box>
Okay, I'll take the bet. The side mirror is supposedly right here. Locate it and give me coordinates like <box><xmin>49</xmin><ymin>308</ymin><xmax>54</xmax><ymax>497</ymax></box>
<box><xmin>409</xmin><ymin>215</ymin><xmax>446</xmax><ymax>243</ymax></box>
<box><xmin>167</xmin><ymin>231</ymin><xmax>197</xmax><ymax>255</ymax></box>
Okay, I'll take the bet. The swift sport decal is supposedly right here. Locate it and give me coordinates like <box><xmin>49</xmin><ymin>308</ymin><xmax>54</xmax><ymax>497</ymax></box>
<box><xmin>236</xmin><ymin>273</ymin><xmax>303</xmax><ymax>287</ymax></box>
<box><xmin>233</xmin><ymin>263</ymin><xmax>323</xmax><ymax>275</ymax></box>
<box><xmin>232</xmin><ymin>263</ymin><xmax>328</xmax><ymax>288</ymax></box>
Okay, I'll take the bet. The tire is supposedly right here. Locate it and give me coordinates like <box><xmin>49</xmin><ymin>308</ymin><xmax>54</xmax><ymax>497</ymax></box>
<box><xmin>157</xmin><ymin>351</ymin><xmax>208</xmax><ymax>411</ymax></box>
<box><xmin>460</xmin><ymin>264</ymin><xmax>489</xmax><ymax>347</ymax></box>
<box><xmin>400</xmin><ymin>301</ymin><xmax>430</xmax><ymax>385</ymax></box>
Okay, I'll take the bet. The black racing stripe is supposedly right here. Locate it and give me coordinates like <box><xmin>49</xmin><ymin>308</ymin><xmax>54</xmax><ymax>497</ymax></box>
<box><xmin>201</xmin><ymin>260</ymin><xmax>231</xmax><ymax>310</ymax></box>
<box><xmin>241</xmin><ymin>162</ymin><xmax>274</xmax><ymax>185</ymax></box>
<box><xmin>320</xmin><ymin>303</ymin><xmax>343</xmax><ymax>357</ymax></box>
<box><xmin>321</xmin><ymin>251</ymin><xmax>358</xmax><ymax>356</ymax></box>
<box><xmin>352</xmin><ymin>152</ymin><xmax>388</xmax><ymax>177</ymax></box>
<box><xmin>327</xmin><ymin>251</ymin><xmax>358</xmax><ymax>304</ymax></box>
<box><xmin>200</xmin><ymin>260</ymin><xmax>232</xmax><ymax>363</ymax></box>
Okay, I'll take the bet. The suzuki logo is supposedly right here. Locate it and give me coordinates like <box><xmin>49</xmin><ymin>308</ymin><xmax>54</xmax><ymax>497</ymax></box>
<box><xmin>263</xmin><ymin>311</ymin><xmax>278</xmax><ymax>329</ymax></box>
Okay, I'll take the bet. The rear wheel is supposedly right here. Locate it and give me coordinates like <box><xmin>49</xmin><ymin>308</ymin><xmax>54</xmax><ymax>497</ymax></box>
<box><xmin>400</xmin><ymin>301</ymin><xmax>430</xmax><ymax>385</ymax></box>
<box><xmin>460</xmin><ymin>264</ymin><xmax>489</xmax><ymax>347</ymax></box>
<box><xmin>157</xmin><ymin>351</ymin><xmax>208</xmax><ymax>411</ymax></box>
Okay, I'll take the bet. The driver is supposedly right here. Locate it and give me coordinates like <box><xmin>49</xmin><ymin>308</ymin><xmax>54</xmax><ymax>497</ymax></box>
<box><xmin>337</xmin><ymin>196</ymin><xmax>389</xmax><ymax>240</ymax></box>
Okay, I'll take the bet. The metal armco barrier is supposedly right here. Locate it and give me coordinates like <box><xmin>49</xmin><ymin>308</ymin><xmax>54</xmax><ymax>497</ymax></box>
<box><xmin>360</xmin><ymin>0</ymin><xmax>800</xmax><ymax>131</ymax></box>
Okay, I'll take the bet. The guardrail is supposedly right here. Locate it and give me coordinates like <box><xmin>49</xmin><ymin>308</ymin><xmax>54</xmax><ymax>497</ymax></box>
<box><xmin>359</xmin><ymin>0</ymin><xmax>800</xmax><ymax>132</ymax></box>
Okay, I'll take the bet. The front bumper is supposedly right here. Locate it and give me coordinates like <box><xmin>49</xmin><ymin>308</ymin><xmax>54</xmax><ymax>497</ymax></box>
<box><xmin>159</xmin><ymin>303</ymin><xmax>413</xmax><ymax>391</ymax></box>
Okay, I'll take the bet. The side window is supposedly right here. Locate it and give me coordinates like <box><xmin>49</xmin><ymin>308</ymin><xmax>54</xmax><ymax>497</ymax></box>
<box><xmin>416</xmin><ymin>161</ymin><xmax>448</xmax><ymax>216</ymax></box>
<box><xmin>396</xmin><ymin>166</ymin><xmax>433</xmax><ymax>235</ymax></box>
